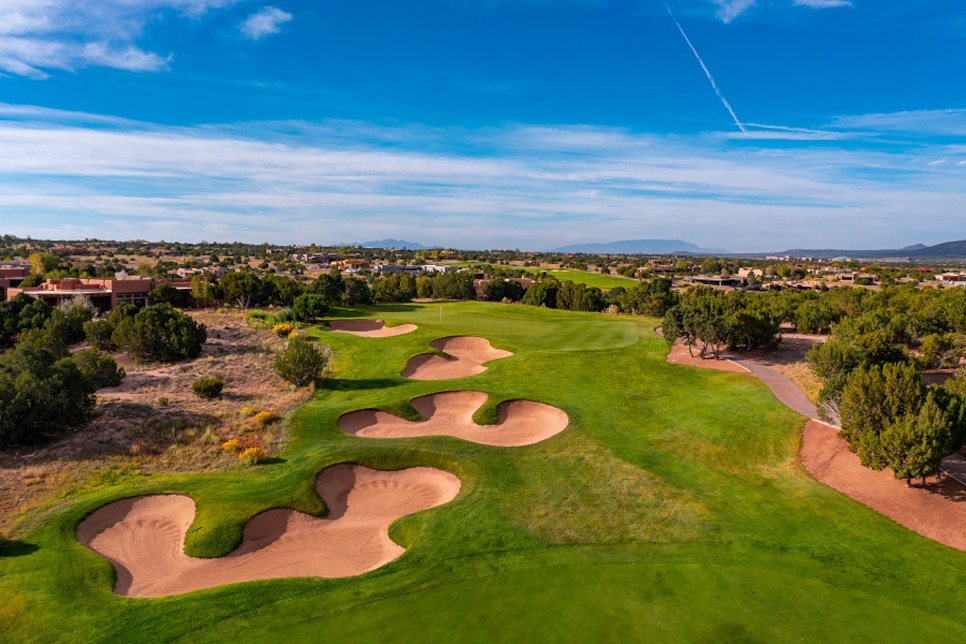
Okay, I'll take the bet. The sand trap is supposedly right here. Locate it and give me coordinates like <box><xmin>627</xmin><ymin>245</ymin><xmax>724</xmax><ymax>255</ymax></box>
<box><xmin>339</xmin><ymin>391</ymin><xmax>569</xmax><ymax>447</ymax></box>
<box><xmin>801</xmin><ymin>419</ymin><xmax>966</xmax><ymax>551</ymax></box>
<box><xmin>76</xmin><ymin>464</ymin><xmax>461</xmax><ymax>597</ymax></box>
<box><xmin>329</xmin><ymin>319</ymin><xmax>417</xmax><ymax>337</ymax></box>
<box><xmin>402</xmin><ymin>336</ymin><xmax>512</xmax><ymax>380</ymax></box>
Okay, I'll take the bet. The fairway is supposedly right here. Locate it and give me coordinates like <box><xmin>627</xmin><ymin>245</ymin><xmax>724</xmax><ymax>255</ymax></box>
<box><xmin>4</xmin><ymin>301</ymin><xmax>966</xmax><ymax>642</ymax></box>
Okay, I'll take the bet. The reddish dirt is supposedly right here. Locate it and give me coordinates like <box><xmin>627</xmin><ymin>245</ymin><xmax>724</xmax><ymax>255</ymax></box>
<box><xmin>76</xmin><ymin>464</ymin><xmax>461</xmax><ymax>597</ymax></box>
<box><xmin>665</xmin><ymin>344</ymin><xmax>748</xmax><ymax>373</ymax></box>
<box><xmin>339</xmin><ymin>391</ymin><xmax>569</xmax><ymax>447</ymax></box>
<box><xmin>800</xmin><ymin>420</ymin><xmax>966</xmax><ymax>551</ymax></box>
<box><xmin>402</xmin><ymin>336</ymin><xmax>512</xmax><ymax>380</ymax></box>
<box><xmin>329</xmin><ymin>320</ymin><xmax>417</xmax><ymax>338</ymax></box>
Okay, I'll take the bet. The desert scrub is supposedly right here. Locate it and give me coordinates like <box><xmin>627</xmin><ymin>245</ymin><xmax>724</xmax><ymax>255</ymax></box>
<box><xmin>192</xmin><ymin>376</ymin><xmax>225</xmax><ymax>399</ymax></box>
<box><xmin>253</xmin><ymin>411</ymin><xmax>280</xmax><ymax>427</ymax></box>
<box><xmin>221</xmin><ymin>439</ymin><xmax>241</xmax><ymax>452</ymax></box>
<box><xmin>273</xmin><ymin>323</ymin><xmax>294</xmax><ymax>338</ymax></box>
<box><xmin>238</xmin><ymin>446</ymin><xmax>266</xmax><ymax>465</ymax></box>
<box><xmin>240</xmin><ymin>406</ymin><xmax>256</xmax><ymax>417</ymax></box>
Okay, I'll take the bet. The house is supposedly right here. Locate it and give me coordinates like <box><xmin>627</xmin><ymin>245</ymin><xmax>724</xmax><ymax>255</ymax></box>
<box><xmin>6</xmin><ymin>274</ymin><xmax>154</xmax><ymax>312</ymax></box>
<box><xmin>938</xmin><ymin>273</ymin><xmax>966</xmax><ymax>287</ymax></box>
<box><xmin>0</xmin><ymin>263</ymin><xmax>29</xmax><ymax>301</ymax></box>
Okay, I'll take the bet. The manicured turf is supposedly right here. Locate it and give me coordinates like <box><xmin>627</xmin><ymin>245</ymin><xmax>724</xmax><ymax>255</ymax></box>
<box><xmin>4</xmin><ymin>301</ymin><xmax>966</xmax><ymax>642</ymax></box>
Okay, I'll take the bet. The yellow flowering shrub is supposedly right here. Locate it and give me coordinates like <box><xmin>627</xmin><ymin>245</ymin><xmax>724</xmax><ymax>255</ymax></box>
<box><xmin>253</xmin><ymin>411</ymin><xmax>280</xmax><ymax>427</ymax></box>
<box><xmin>238</xmin><ymin>446</ymin><xmax>266</xmax><ymax>465</ymax></box>
<box><xmin>272</xmin><ymin>323</ymin><xmax>294</xmax><ymax>338</ymax></box>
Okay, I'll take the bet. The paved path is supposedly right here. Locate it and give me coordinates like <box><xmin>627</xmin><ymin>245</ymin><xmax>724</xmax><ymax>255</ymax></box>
<box><xmin>941</xmin><ymin>453</ymin><xmax>966</xmax><ymax>486</ymax></box>
<box><xmin>729</xmin><ymin>357</ymin><xmax>819</xmax><ymax>419</ymax></box>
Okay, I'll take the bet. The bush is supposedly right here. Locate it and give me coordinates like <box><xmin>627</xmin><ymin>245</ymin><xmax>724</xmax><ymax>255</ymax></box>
<box><xmin>222</xmin><ymin>439</ymin><xmax>241</xmax><ymax>452</ymax></box>
<box><xmin>274</xmin><ymin>335</ymin><xmax>329</xmax><ymax>387</ymax></box>
<box><xmin>273</xmin><ymin>308</ymin><xmax>294</xmax><ymax>323</ymax></box>
<box><xmin>240</xmin><ymin>406</ymin><xmax>255</xmax><ymax>417</ymax></box>
<box><xmin>273</xmin><ymin>323</ymin><xmax>294</xmax><ymax>337</ymax></box>
<box><xmin>292</xmin><ymin>294</ymin><xmax>328</xmax><ymax>323</ymax></box>
<box><xmin>239</xmin><ymin>446</ymin><xmax>266</xmax><ymax>465</ymax></box>
<box><xmin>0</xmin><ymin>343</ymin><xmax>96</xmax><ymax>444</ymax></box>
<box><xmin>246</xmin><ymin>310</ymin><xmax>271</xmax><ymax>324</ymax></box>
<box><xmin>253</xmin><ymin>411</ymin><xmax>280</xmax><ymax>427</ymax></box>
<box><xmin>83</xmin><ymin>319</ymin><xmax>115</xmax><ymax>350</ymax></box>
<box><xmin>112</xmin><ymin>303</ymin><xmax>207</xmax><ymax>362</ymax></box>
<box><xmin>72</xmin><ymin>349</ymin><xmax>125</xmax><ymax>389</ymax></box>
<box><xmin>192</xmin><ymin>376</ymin><xmax>224</xmax><ymax>399</ymax></box>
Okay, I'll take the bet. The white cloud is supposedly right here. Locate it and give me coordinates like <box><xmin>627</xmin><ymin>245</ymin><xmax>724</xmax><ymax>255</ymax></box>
<box><xmin>714</xmin><ymin>0</ymin><xmax>757</xmax><ymax>23</ymax></box>
<box><xmin>793</xmin><ymin>0</ymin><xmax>852</xmax><ymax>7</ymax></box>
<box><xmin>0</xmin><ymin>105</ymin><xmax>964</xmax><ymax>251</ymax></box>
<box><xmin>0</xmin><ymin>1</ymin><xmax>236</xmax><ymax>77</ymax></box>
<box><xmin>830</xmin><ymin>109</ymin><xmax>966</xmax><ymax>136</ymax></box>
<box><xmin>240</xmin><ymin>6</ymin><xmax>293</xmax><ymax>40</ymax></box>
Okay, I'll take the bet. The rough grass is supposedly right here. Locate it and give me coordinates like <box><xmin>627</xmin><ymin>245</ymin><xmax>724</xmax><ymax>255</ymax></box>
<box><xmin>4</xmin><ymin>302</ymin><xmax>966</xmax><ymax>642</ymax></box>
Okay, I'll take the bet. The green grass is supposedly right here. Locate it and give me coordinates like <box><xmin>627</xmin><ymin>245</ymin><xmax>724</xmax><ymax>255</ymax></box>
<box><xmin>4</xmin><ymin>301</ymin><xmax>966</xmax><ymax>642</ymax></box>
<box><xmin>460</xmin><ymin>263</ymin><xmax>640</xmax><ymax>290</ymax></box>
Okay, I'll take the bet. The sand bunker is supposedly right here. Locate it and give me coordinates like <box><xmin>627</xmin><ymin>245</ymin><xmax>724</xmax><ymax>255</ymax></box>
<box><xmin>403</xmin><ymin>336</ymin><xmax>512</xmax><ymax>380</ymax></box>
<box><xmin>339</xmin><ymin>391</ymin><xmax>568</xmax><ymax>447</ymax></box>
<box><xmin>801</xmin><ymin>420</ymin><xmax>966</xmax><ymax>551</ymax></box>
<box><xmin>76</xmin><ymin>464</ymin><xmax>460</xmax><ymax>597</ymax></box>
<box><xmin>329</xmin><ymin>319</ymin><xmax>417</xmax><ymax>337</ymax></box>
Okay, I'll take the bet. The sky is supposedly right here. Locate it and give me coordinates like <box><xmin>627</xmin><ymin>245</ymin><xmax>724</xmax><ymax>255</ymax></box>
<box><xmin>0</xmin><ymin>1</ymin><xmax>964</xmax><ymax>253</ymax></box>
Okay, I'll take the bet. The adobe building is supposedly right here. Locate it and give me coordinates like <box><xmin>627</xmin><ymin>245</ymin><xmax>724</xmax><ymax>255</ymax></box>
<box><xmin>0</xmin><ymin>263</ymin><xmax>29</xmax><ymax>301</ymax></box>
<box><xmin>6</xmin><ymin>274</ymin><xmax>154</xmax><ymax>312</ymax></box>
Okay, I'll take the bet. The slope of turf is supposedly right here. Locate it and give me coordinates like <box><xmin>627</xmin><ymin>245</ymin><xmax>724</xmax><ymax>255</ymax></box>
<box><xmin>4</xmin><ymin>301</ymin><xmax>966</xmax><ymax>642</ymax></box>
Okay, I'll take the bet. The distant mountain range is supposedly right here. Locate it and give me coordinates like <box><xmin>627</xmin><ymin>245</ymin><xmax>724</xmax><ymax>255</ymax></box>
<box><xmin>358</xmin><ymin>239</ymin><xmax>431</xmax><ymax>250</ymax></box>
<box><xmin>769</xmin><ymin>240</ymin><xmax>966</xmax><ymax>260</ymax></box>
<box><xmin>550</xmin><ymin>239</ymin><xmax>727</xmax><ymax>255</ymax></box>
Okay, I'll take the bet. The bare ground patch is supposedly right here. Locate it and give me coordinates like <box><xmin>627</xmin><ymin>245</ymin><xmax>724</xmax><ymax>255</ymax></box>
<box><xmin>0</xmin><ymin>309</ymin><xmax>311</xmax><ymax>533</ymax></box>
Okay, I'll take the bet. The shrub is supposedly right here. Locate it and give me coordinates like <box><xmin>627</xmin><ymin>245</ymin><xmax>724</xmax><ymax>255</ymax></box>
<box><xmin>292</xmin><ymin>293</ymin><xmax>328</xmax><ymax>323</ymax></box>
<box><xmin>222</xmin><ymin>438</ymin><xmax>241</xmax><ymax>452</ymax></box>
<box><xmin>72</xmin><ymin>349</ymin><xmax>125</xmax><ymax>389</ymax></box>
<box><xmin>273</xmin><ymin>308</ymin><xmax>294</xmax><ymax>323</ymax></box>
<box><xmin>246</xmin><ymin>310</ymin><xmax>270</xmax><ymax>324</ymax></box>
<box><xmin>0</xmin><ymin>343</ymin><xmax>96</xmax><ymax>444</ymax></box>
<box><xmin>83</xmin><ymin>319</ymin><xmax>115</xmax><ymax>350</ymax></box>
<box><xmin>112</xmin><ymin>303</ymin><xmax>207</xmax><ymax>362</ymax></box>
<box><xmin>274</xmin><ymin>335</ymin><xmax>329</xmax><ymax>387</ymax></box>
<box><xmin>158</xmin><ymin>396</ymin><xmax>169</xmax><ymax>406</ymax></box>
<box><xmin>192</xmin><ymin>376</ymin><xmax>224</xmax><ymax>399</ymax></box>
<box><xmin>239</xmin><ymin>446</ymin><xmax>266</xmax><ymax>465</ymax></box>
<box><xmin>240</xmin><ymin>406</ymin><xmax>255</xmax><ymax>417</ymax></box>
<box><xmin>253</xmin><ymin>411</ymin><xmax>279</xmax><ymax>427</ymax></box>
<box><xmin>273</xmin><ymin>323</ymin><xmax>294</xmax><ymax>338</ymax></box>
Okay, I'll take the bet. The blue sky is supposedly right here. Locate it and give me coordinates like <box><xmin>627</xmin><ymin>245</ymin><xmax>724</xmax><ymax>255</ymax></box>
<box><xmin>0</xmin><ymin>1</ymin><xmax>964</xmax><ymax>252</ymax></box>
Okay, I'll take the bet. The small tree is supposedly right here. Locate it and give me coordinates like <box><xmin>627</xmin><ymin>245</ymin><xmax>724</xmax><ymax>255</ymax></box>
<box><xmin>274</xmin><ymin>335</ymin><xmax>328</xmax><ymax>387</ymax></box>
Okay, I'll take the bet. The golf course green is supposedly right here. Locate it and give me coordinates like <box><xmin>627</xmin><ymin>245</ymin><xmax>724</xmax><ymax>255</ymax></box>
<box><xmin>3</xmin><ymin>301</ymin><xmax>966</xmax><ymax>641</ymax></box>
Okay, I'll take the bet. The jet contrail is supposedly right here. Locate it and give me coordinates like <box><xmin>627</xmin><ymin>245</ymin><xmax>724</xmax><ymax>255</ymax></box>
<box><xmin>661</xmin><ymin>0</ymin><xmax>746</xmax><ymax>133</ymax></box>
